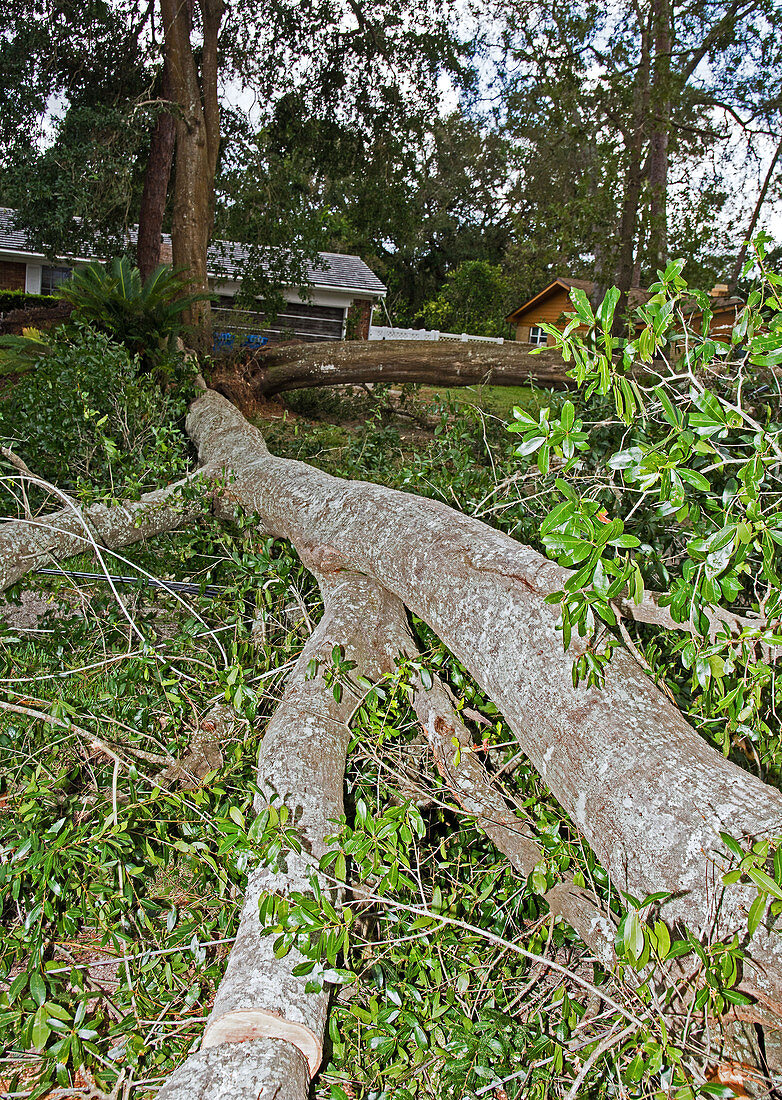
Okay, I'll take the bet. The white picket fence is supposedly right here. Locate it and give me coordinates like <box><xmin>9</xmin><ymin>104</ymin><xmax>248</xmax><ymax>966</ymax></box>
<box><xmin>369</xmin><ymin>325</ymin><xmax>503</xmax><ymax>345</ymax></box>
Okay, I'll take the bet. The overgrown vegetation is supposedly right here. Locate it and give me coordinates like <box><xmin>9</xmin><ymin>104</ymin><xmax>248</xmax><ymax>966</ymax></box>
<box><xmin>1</xmin><ymin>255</ymin><xmax>781</xmax><ymax>1099</ymax></box>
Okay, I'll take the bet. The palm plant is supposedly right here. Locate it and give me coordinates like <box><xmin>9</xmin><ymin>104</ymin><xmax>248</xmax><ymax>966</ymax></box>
<box><xmin>57</xmin><ymin>257</ymin><xmax>211</xmax><ymax>370</ymax></box>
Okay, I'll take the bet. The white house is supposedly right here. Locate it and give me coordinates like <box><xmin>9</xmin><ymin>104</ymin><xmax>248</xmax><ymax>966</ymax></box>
<box><xmin>0</xmin><ymin>208</ymin><xmax>387</xmax><ymax>342</ymax></box>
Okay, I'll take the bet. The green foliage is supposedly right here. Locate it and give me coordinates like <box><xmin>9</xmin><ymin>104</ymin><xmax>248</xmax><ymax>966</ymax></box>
<box><xmin>57</xmin><ymin>259</ymin><xmax>210</xmax><ymax>371</ymax></box>
<box><xmin>508</xmin><ymin>243</ymin><xmax>782</xmax><ymax>731</ymax></box>
<box><xmin>0</xmin><ymin>324</ymin><xmax>192</xmax><ymax>500</ymax></box>
<box><xmin>416</xmin><ymin>260</ymin><xmax>513</xmax><ymax>338</ymax></box>
<box><xmin>0</xmin><ymin>525</ymin><xmax>319</xmax><ymax>1097</ymax></box>
<box><xmin>0</xmin><ymin>290</ymin><xmax>59</xmax><ymax>313</ymax></box>
<box><xmin>0</xmin><ymin>329</ymin><xmax>52</xmax><ymax>378</ymax></box>
<box><xmin>3</xmin><ymin>277</ymin><xmax>781</xmax><ymax>1098</ymax></box>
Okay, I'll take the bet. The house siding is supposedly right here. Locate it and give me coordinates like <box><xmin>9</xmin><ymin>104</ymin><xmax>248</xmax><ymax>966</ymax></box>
<box><xmin>514</xmin><ymin>288</ymin><xmax>578</xmax><ymax>344</ymax></box>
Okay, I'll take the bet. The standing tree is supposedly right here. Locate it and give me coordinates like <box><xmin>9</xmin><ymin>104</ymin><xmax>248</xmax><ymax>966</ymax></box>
<box><xmin>499</xmin><ymin>0</ymin><xmax>782</xmax><ymax>308</ymax></box>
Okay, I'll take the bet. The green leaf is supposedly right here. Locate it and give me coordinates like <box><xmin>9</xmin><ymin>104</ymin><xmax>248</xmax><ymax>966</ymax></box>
<box><xmin>720</xmin><ymin>832</ymin><xmax>745</xmax><ymax>861</ymax></box>
<box><xmin>29</xmin><ymin>973</ymin><xmax>46</xmax><ymax>1007</ymax></box>
<box><xmin>596</xmin><ymin>287</ymin><xmax>620</xmax><ymax>331</ymax></box>
<box><xmin>31</xmin><ymin>1005</ymin><xmax>51</xmax><ymax>1050</ymax></box>
<box><xmin>679</xmin><ymin>467</ymin><xmax>711</xmax><ymax>492</ymax></box>
<box><xmin>748</xmin><ymin>867</ymin><xmax>782</xmax><ymax>899</ymax></box>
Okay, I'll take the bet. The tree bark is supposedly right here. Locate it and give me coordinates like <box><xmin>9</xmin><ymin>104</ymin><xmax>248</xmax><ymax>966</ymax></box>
<box><xmin>194</xmin><ymin>575</ymin><xmax>409</xmax><ymax>1099</ymax></box>
<box><xmin>647</xmin><ymin>0</ymin><xmax>672</xmax><ymax>273</ymax></box>
<box><xmin>0</xmin><ymin>472</ymin><xmax>212</xmax><ymax>594</ymax></box>
<box><xmin>160</xmin><ymin>0</ymin><xmax>224</xmax><ymax>334</ymax></box>
<box><xmin>186</xmin><ymin>387</ymin><xmax>782</xmax><ymax>1010</ymax></box>
<box><xmin>213</xmin><ymin>339</ymin><xmax>577</xmax><ymax>401</ymax></box>
<box><xmin>613</xmin><ymin>11</ymin><xmax>652</xmax><ymax>327</ymax></box>
<box><xmin>136</xmin><ymin>55</ymin><xmax>177</xmax><ymax>281</ymax></box>
<box><xmin>157</xmin><ymin>1037</ymin><xmax>310</xmax><ymax>1100</ymax></box>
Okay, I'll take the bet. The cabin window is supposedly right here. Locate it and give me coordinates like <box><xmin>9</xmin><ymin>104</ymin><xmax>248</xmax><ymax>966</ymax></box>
<box><xmin>528</xmin><ymin>325</ymin><xmax>548</xmax><ymax>346</ymax></box>
<box><xmin>40</xmin><ymin>265</ymin><xmax>72</xmax><ymax>294</ymax></box>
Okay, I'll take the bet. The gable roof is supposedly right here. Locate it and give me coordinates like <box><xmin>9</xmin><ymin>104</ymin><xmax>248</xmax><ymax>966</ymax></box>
<box><xmin>0</xmin><ymin>208</ymin><xmax>387</xmax><ymax>297</ymax></box>
<box><xmin>506</xmin><ymin>277</ymin><xmax>652</xmax><ymax>324</ymax></box>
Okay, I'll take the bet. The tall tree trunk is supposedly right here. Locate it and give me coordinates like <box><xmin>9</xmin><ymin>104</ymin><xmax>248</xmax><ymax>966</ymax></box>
<box><xmin>160</xmin><ymin>0</ymin><xmax>224</xmax><ymax>337</ymax></box>
<box><xmin>647</xmin><ymin>0</ymin><xmax>672</xmax><ymax>273</ymax></box>
<box><xmin>612</xmin><ymin>12</ymin><xmax>651</xmax><ymax>334</ymax></box>
<box><xmin>730</xmin><ymin>129</ymin><xmax>782</xmax><ymax>288</ymax></box>
<box><xmin>137</xmin><ymin>56</ymin><xmax>177</xmax><ymax>281</ymax></box>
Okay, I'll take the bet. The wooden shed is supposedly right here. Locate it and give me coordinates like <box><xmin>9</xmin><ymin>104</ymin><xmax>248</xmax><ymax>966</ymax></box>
<box><xmin>506</xmin><ymin>276</ymin><xmax>742</xmax><ymax>346</ymax></box>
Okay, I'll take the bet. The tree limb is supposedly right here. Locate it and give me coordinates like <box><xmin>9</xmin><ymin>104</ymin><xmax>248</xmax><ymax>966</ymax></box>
<box><xmin>0</xmin><ymin>468</ymin><xmax>215</xmax><ymax>594</ymax></box>
<box><xmin>185</xmin><ymin>387</ymin><xmax>782</xmax><ymax>1007</ymax></box>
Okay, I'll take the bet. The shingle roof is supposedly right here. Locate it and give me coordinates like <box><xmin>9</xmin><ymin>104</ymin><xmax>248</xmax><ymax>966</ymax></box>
<box><xmin>205</xmin><ymin>235</ymin><xmax>387</xmax><ymax>294</ymax></box>
<box><xmin>0</xmin><ymin>208</ymin><xmax>387</xmax><ymax>296</ymax></box>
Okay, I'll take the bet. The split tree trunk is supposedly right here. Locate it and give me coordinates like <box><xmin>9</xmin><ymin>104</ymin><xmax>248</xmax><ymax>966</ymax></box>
<box><xmin>187</xmin><ymin>387</ymin><xmax>782</xmax><ymax>1010</ymax></box>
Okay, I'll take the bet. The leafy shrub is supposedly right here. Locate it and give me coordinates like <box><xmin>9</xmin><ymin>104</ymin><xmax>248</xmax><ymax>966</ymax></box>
<box><xmin>507</xmin><ymin>245</ymin><xmax>782</xmax><ymax>754</ymax></box>
<box><xmin>0</xmin><ymin>324</ymin><xmax>192</xmax><ymax>501</ymax></box>
<box><xmin>58</xmin><ymin>258</ymin><xmax>209</xmax><ymax>370</ymax></box>
<box><xmin>0</xmin><ymin>290</ymin><xmax>59</xmax><ymax>314</ymax></box>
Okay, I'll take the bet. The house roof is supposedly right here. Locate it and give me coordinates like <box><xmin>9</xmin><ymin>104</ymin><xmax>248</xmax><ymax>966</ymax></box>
<box><xmin>205</xmin><ymin>236</ymin><xmax>387</xmax><ymax>295</ymax></box>
<box><xmin>0</xmin><ymin>208</ymin><xmax>387</xmax><ymax>297</ymax></box>
<box><xmin>505</xmin><ymin>277</ymin><xmax>652</xmax><ymax>324</ymax></box>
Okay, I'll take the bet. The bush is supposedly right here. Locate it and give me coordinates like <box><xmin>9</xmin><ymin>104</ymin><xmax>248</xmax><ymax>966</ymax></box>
<box><xmin>57</xmin><ymin>258</ymin><xmax>210</xmax><ymax>371</ymax></box>
<box><xmin>0</xmin><ymin>324</ymin><xmax>192</xmax><ymax>501</ymax></box>
<box><xmin>416</xmin><ymin>260</ymin><xmax>514</xmax><ymax>338</ymax></box>
<box><xmin>0</xmin><ymin>290</ymin><xmax>60</xmax><ymax>314</ymax></box>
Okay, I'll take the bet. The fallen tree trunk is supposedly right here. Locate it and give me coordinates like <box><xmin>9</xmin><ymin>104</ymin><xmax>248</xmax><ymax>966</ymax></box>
<box><xmin>220</xmin><ymin>339</ymin><xmax>574</xmax><ymax>397</ymax></box>
<box><xmin>187</xmin><ymin>388</ymin><xmax>782</xmax><ymax>1011</ymax></box>
<box><xmin>4</xmin><ymin>384</ymin><xmax>782</xmax><ymax>1087</ymax></box>
<box><xmin>160</xmin><ymin>573</ymin><xmax>412</xmax><ymax>1099</ymax></box>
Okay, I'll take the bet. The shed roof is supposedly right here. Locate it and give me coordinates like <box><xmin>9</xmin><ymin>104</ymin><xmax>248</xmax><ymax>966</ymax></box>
<box><xmin>0</xmin><ymin>208</ymin><xmax>387</xmax><ymax>297</ymax></box>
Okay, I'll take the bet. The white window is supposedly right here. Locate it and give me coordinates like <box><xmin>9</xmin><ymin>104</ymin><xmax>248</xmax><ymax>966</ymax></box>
<box><xmin>40</xmin><ymin>265</ymin><xmax>72</xmax><ymax>294</ymax></box>
<box><xmin>528</xmin><ymin>325</ymin><xmax>548</xmax><ymax>346</ymax></box>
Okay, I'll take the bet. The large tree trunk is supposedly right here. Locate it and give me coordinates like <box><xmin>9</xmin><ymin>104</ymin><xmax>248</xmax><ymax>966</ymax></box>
<box><xmin>186</xmin><ymin>388</ymin><xmax>782</xmax><ymax>1012</ymax></box>
<box><xmin>136</xmin><ymin>56</ymin><xmax>177</xmax><ymax>281</ymax></box>
<box><xmin>612</xmin><ymin>12</ymin><xmax>652</xmax><ymax>326</ymax></box>
<box><xmin>160</xmin><ymin>0</ymin><xmax>224</xmax><ymax>334</ymax></box>
<box><xmin>212</xmin><ymin>339</ymin><xmax>577</xmax><ymax>402</ymax></box>
<box><xmin>647</xmin><ymin>0</ymin><xmax>672</xmax><ymax>273</ymax></box>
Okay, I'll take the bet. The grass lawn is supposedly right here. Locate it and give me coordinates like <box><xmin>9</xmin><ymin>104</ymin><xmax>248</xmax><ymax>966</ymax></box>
<box><xmin>418</xmin><ymin>383</ymin><xmax>558</xmax><ymax>419</ymax></box>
